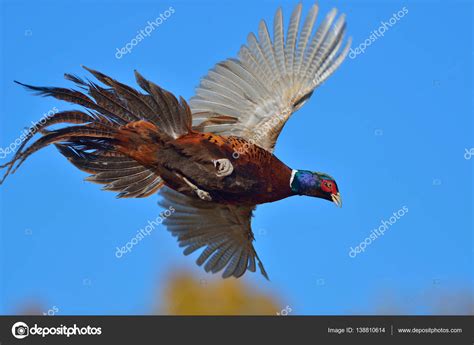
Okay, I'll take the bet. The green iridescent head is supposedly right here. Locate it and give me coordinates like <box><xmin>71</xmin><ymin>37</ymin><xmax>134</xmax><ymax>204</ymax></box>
<box><xmin>290</xmin><ymin>170</ymin><xmax>342</xmax><ymax>207</ymax></box>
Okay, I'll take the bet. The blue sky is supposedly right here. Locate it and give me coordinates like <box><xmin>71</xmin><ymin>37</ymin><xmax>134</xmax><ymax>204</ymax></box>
<box><xmin>0</xmin><ymin>0</ymin><xmax>472</xmax><ymax>315</ymax></box>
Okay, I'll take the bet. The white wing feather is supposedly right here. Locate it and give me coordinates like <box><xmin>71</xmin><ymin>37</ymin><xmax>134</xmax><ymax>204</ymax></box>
<box><xmin>190</xmin><ymin>3</ymin><xmax>351</xmax><ymax>152</ymax></box>
<box><xmin>160</xmin><ymin>4</ymin><xmax>351</xmax><ymax>279</ymax></box>
<box><xmin>159</xmin><ymin>187</ymin><xmax>269</xmax><ymax>279</ymax></box>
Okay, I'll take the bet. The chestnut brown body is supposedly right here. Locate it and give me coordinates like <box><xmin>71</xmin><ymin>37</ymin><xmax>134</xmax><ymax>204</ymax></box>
<box><xmin>118</xmin><ymin>123</ymin><xmax>294</xmax><ymax>206</ymax></box>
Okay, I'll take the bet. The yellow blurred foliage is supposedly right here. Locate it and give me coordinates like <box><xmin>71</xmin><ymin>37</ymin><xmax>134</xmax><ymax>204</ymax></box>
<box><xmin>159</xmin><ymin>271</ymin><xmax>281</xmax><ymax>315</ymax></box>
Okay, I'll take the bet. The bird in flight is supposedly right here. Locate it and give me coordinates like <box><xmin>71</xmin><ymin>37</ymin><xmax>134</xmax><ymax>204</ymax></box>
<box><xmin>0</xmin><ymin>3</ymin><xmax>350</xmax><ymax>279</ymax></box>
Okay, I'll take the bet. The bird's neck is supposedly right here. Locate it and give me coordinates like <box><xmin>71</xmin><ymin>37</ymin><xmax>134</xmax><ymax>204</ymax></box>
<box><xmin>289</xmin><ymin>169</ymin><xmax>320</xmax><ymax>195</ymax></box>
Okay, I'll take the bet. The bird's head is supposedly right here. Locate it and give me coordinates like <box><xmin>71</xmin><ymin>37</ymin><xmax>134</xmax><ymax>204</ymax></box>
<box><xmin>290</xmin><ymin>170</ymin><xmax>342</xmax><ymax>207</ymax></box>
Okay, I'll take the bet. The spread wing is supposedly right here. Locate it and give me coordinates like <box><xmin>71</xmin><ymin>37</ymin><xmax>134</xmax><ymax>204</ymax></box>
<box><xmin>190</xmin><ymin>3</ymin><xmax>351</xmax><ymax>152</ymax></box>
<box><xmin>159</xmin><ymin>187</ymin><xmax>269</xmax><ymax>279</ymax></box>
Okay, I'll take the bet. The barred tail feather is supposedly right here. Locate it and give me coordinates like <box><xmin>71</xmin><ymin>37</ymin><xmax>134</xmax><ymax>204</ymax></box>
<box><xmin>0</xmin><ymin>67</ymin><xmax>193</xmax><ymax>198</ymax></box>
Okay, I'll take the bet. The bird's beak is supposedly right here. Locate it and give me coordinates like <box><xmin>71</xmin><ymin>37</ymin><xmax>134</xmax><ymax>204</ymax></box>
<box><xmin>331</xmin><ymin>193</ymin><xmax>342</xmax><ymax>208</ymax></box>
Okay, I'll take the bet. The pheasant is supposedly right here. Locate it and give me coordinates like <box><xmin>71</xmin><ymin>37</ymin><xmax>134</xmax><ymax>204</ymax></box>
<box><xmin>0</xmin><ymin>3</ymin><xmax>350</xmax><ymax>279</ymax></box>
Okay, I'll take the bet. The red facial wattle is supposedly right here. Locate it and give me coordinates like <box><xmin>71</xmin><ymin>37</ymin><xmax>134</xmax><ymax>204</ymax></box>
<box><xmin>321</xmin><ymin>179</ymin><xmax>338</xmax><ymax>194</ymax></box>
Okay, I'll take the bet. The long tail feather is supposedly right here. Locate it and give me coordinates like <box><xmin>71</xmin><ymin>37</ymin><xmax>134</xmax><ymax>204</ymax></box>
<box><xmin>1</xmin><ymin>67</ymin><xmax>193</xmax><ymax>198</ymax></box>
